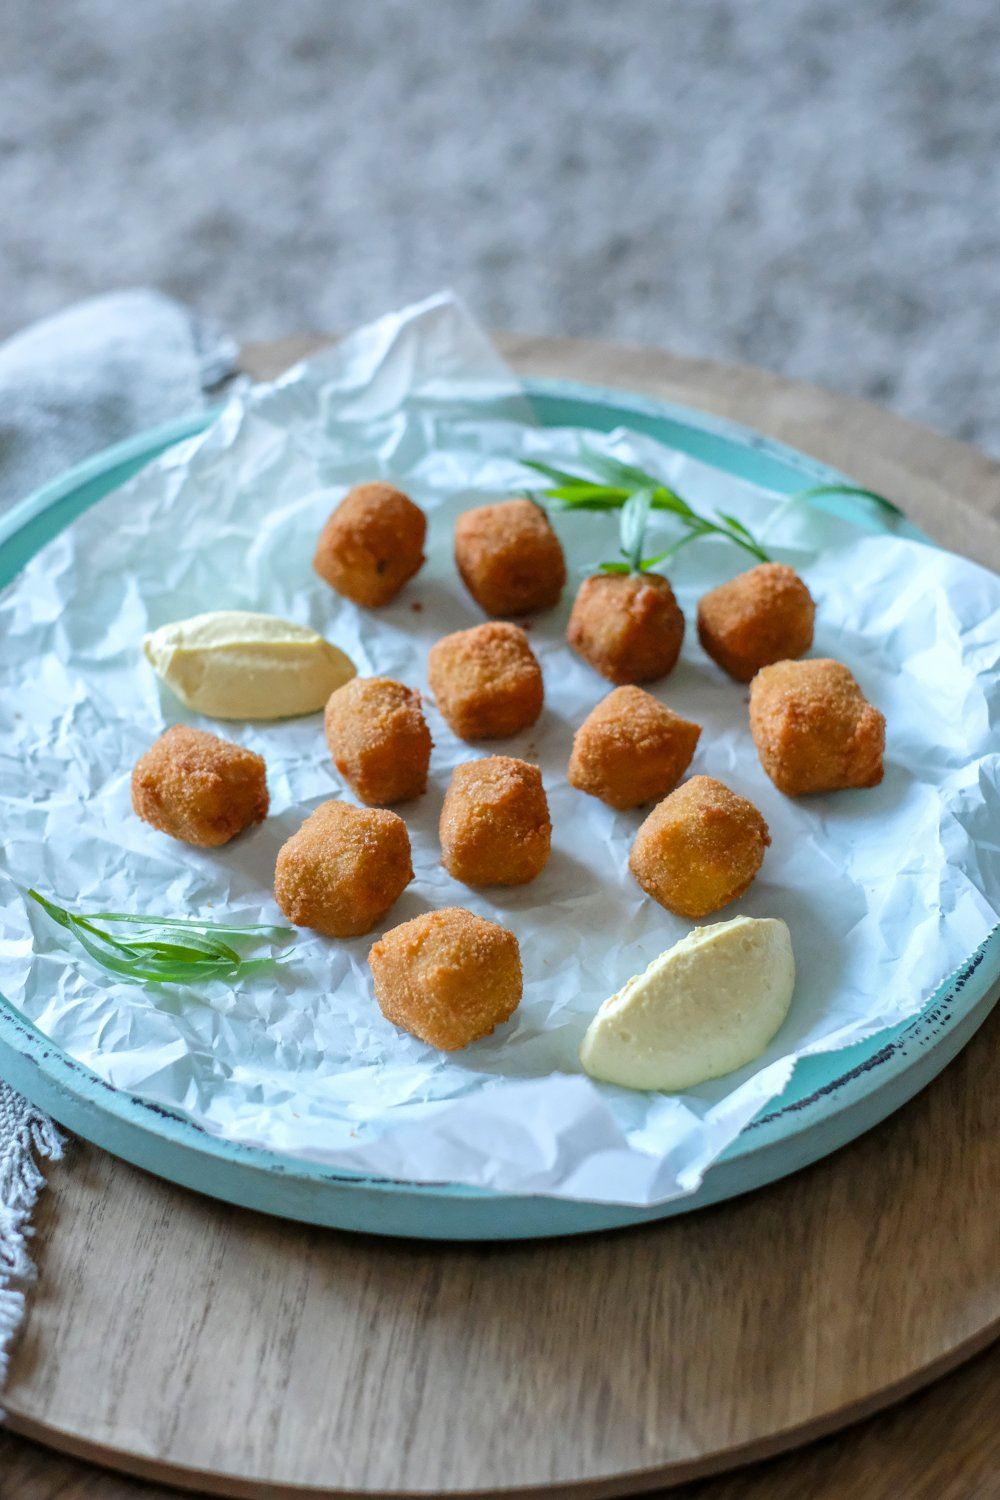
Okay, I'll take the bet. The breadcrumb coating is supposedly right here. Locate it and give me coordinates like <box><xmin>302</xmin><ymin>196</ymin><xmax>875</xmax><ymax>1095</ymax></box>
<box><xmin>568</xmin><ymin>686</ymin><xmax>701</xmax><ymax>810</ymax></box>
<box><xmin>369</xmin><ymin>907</ymin><xmax>522</xmax><ymax>1050</ymax></box>
<box><xmin>131</xmin><ymin>725</ymin><xmax>268</xmax><ymax>847</ymax></box>
<box><xmin>567</xmin><ymin>572</ymin><xmax>684</xmax><ymax>684</ymax></box>
<box><xmin>313</xmin><ymin>482</ymin><xmax>426</xmax><ymax>607</ymax></box>
<box><xmin>629</xmin><ymin>774</ymin><xmax>770</xmax><ymax>919</ymax></box>
<box><xmin>274</xmin><ymin>799</ymin><xmax>412</xmax><ymax>938</ymax></box>
<box><xmin>697</xmin><ymin>563</ymin><xmax>815</xmax><ymax>682</ymax></box>
<box><xmin>324</xmin><ymin>676</ymin><xmax>432</xmax><ymax>805</ymax></box>
<box><xmin>427</xmin><ymin>621</ymin><xmax>543</xmax><ymax>740</ymax></box>
<box><xmin>440</xmin><ymin>756</ymin><xmax>551</xmax><ymax>886</ymax></box>
<box><xmin>749</xmin><ymin>658</ymin><xmax>885</xmax><ymax>796</ymax></box>
<box><xmin>454</xmin><ymin>498</ymin><xmax>566</xmax><ymax>617</ymax></box>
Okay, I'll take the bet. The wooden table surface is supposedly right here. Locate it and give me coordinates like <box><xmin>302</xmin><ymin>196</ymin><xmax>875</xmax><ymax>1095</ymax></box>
<box><xmin>3</xmin><ymin>334</ymin><xmax>1000</xmax><ymax>1499</ymax></box>
<box><xmin>5</xmin><ymin>1336</ymin><xmax>1000</xmax><ymax>1500</ymax></box>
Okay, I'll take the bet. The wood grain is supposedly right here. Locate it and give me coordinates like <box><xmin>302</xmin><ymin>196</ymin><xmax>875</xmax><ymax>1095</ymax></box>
<box><xmin>3</xmin><ymin>338</ymin><xmax>1000</xmax><ymax>1498</ymax></box>
<box><xmin>5</xmin><ymin>1338</ymin><xmax>1000</xmax><ymax>1500</ymax></box>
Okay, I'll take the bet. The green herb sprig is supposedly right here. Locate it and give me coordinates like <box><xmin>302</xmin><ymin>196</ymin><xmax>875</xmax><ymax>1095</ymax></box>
<box><xmin>595</xmin><ymin>486</ymin><xmax>756</xmax><ymax>576</ymax></box>
<box><xmin>595</xmin><ymin>488</ymin><xmax>663</xmax><ymax>575</ymax></box>
<box><xmin>523</xmin><ymin>449</ymin><xmax>771</xmax><ymax>565</ymax></box>
<box><xmin>28</xmin><ymin>889</ymin><xmax>293</xmax><ymax>985</ymax></box>
<box><xmin>757</xmin><ymin>481</ymin><xmax>903</xmax><ymax>542</ymax></box>
<box><xmin>522</xmin><ymin>447</ymin><xmax>902</xmax><ymax>567</ymax></box>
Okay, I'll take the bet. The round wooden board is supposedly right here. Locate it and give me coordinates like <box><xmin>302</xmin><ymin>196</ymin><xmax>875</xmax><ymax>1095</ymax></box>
<box><xmin>4</xmin><ymin>336</ymin><xmax>1000</xmax><ymax>1498</ymax></box>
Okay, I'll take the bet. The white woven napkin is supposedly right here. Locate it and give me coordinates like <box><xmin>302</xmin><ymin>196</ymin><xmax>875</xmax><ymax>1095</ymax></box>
<box><xmin>0</xmin><ymin>1084</ymin><xmax>62</xmax><ymax>1390</ymax></box>
<box><xmin>0</xmin><ymin>287</ymin><xmax>237</xmax><ymax>1393</ymax></box>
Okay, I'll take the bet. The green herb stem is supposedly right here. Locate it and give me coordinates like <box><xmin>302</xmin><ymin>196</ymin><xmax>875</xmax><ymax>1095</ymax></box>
<box><xmin>757</xmin><ymin>482</ymin><xmax>904</xmax><ymax>542</ymax></box>
<box><xmin>523</xmin><ymin>450</ymin><xmax>898</xmax><ymax>568</ymax></box>
<box><xmin>28</xmin><ymin>889</ymin><xmax>292</xmax><ymax>986</ymax></box>
<box><xmin>523</xmin><ymin>453</ymin><xmax>771</xmax><ymax>566</ymax></box>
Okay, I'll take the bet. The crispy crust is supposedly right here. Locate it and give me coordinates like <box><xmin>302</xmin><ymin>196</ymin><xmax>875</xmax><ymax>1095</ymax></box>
<box><xmin>567</xmin><ymin>572</ymin><xmax>685</xmax><ymax>684</ymax></box>
<box><xmin>131</xmin><ymin>725</ymin><xmax>268</xmax><ymax>847</ymax></box>
<box><xmin>313</xmin><ymin>483</ymin><xmax>426</xmax><ymax>607</ymax></box>
<box><xmin>697</xmin><ymin>563</ymin><xmax>815</xmax><ymax>682</ymax></box>
<box><xmin>324</xmin><ymin>676</ymin><xmax>432</xmax><ymax>805</ymax></box>
<box><xmin>368</xmin><ymin>907</ymin><xmax>522</xmax><ymax>1050</ymax></box>
<box><xmin>427</xmin><ymin>621</ymin><xmax>543</xmax><ymax>741</ymax></box>
<box><xmin>273</xmin><ymin>799</ymin><xmax>412</xmax><ymax>937</ymax></box>
<box><xmin>749</xmin><ymin>658</ymin><xmax>886</xmax><ymax>796</ymax></box>
<box><xmin>440</xmin><ymin>756</ymin><xmax>551</xmax><ymax>886</ymax></box>
<box><xmin>629</xmin><ymin>774</ymin><xmax>770</xmax><ymax>919</ymax></box>
<box><xmin>454</xmin><ymin>498</ymin><xmax>566</xmax><ymax>617</ymax></box>
<box><xmin>568</xmin><ymin>685</ymin><xmax>702</xmax><ymax>810</ymax></box>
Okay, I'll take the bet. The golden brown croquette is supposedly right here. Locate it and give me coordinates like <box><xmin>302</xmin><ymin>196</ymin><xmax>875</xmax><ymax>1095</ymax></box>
<box><xmin>131</xmin><ymin>725</ymin><xmax>268</xmax><ymax>848</ymax></box>
<box><xmin>313</xmin><ymin>483</ymin><xmax>426</xmax><ymax>607</ymax></box>
<box><xmin>749</xmin><ymin>658</ymin><xmax>885</xmax><ymax>796</ymax></box>
<box><xmin>427</xmin><ymin>621</ymin><xmax>543</xmax><ymax>741</ymax></box>
<box><xmin>629</xmin><ymin>775</ymin><xmax>770</xmax><ymax>919</ymax></box>
<box><xmin>697</xmin><ymin>562</ymin><xmax>815</xmax><ymax>682</ymax></box>
<box><xmin>368</xmin><ymin>907</ymin><xmax>522</xmax><ymax>1050</ymax></box>
<box><xmin>273</xmin><ymin>800</ymin><xmax>412</xmax><ymax>938</ymax></box>
<box><xmin>568</xmin><ymin>686</ymin><xmax>701</xmax><ymax>810</ymax></box>
<box><xmin>567</xmin><ymin>572</ymin><xmax>685</xmax><ymax>684</ymax></box>
<box><xmin>454</xmin><ymin>498</ymin><xmax>566</xmax><ymax>617</ymax></box>
<box><xmin>324</xmin><ymin>676</ymin><xmax>432</xmax><ymax>805</ymax></box>
<box><xmin>440</xmin><ymin>756</ymin><xmax>551</xmax><ymax>887</ymax></box>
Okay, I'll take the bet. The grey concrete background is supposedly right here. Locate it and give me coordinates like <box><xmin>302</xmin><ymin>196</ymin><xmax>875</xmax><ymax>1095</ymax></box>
<box><xmin>3</xmin><ymin>1</ymin><xmax>999</xmax><ymax>452</ymax></box>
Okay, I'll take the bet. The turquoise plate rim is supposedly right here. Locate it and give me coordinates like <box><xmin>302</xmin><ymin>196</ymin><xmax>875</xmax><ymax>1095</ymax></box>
<box><xmin>1</xmin><ymin>375</ymin><xmax>997</xmax><ymax>1237</ymax></box>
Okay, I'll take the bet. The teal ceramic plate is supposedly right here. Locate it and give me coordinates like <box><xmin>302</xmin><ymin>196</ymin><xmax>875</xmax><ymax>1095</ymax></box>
<box><xmin>1</xmin><ymin>379</ymin><xmax>998</xmax><ymax>1240</ymax></box>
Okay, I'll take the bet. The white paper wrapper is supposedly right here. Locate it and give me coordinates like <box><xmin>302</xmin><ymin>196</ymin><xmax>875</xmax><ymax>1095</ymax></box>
<box><xmin>2</xmin><ymin>293</ymin><xmax>999</xmax><ymax>1206</ymax></box>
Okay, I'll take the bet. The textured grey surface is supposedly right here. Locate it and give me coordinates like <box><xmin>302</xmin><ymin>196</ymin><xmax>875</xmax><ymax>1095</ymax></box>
<box><xmin>2</xmin><ymin>1</ymin><xmax>999</xmax><ymax>452</ymax></box>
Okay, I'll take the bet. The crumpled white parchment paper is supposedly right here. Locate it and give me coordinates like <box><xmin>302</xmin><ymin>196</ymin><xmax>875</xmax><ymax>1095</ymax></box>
<box><xmin>1</xmin><ymin>292</ymin><xmax>999</xmax><ymax>1206</ymax></box>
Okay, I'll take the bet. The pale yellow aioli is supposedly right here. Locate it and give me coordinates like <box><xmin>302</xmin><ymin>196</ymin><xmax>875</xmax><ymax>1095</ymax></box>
<box><xmin>143</xmin><ymin>611</ymin><xmax>356</xmax><ymax>720</ymax></box>
<box><xmin>580</xmin><ymin>916</ymin><xmax>794</xmax><ymax>1091</ymax></box>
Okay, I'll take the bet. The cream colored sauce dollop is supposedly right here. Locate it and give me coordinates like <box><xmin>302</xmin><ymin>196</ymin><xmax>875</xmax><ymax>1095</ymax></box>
<box><xmin>580</xmin><ymin>916</ymin><xmax>794</xmax><ymax>1092</ymax></box>
<box><xmin>143</xmin><ymin>611</ymin><xmax>356</xmax><ymax>720</ymax></box>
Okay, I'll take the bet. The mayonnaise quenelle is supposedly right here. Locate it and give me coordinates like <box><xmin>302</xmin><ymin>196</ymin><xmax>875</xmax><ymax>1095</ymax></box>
<box><xmin>143</xmin><ymin>611</ymin><xmax>356</xmax><ymax>720</ymax></box>
<box><xmin>580</xmin><ymin>915</ymin><xmax>794</xmax><ymax>1092</ymax></box>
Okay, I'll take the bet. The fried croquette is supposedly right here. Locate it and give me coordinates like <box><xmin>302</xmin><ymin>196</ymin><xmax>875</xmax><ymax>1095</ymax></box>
<box><xmin>749</xmin><ymin>658</ymin><xmax>885</xmax><ymax>796</ymax></box>
<box><xmin>427</xmin><ymin>621</ymin><xmax>543</xmax><ymax>741</ymax></box>
<box><xmin>697</xmin><ymin>562</ymin><xmax>815</xmax><ymax>682</ymax></box>
<box><xmin>324</xmin><ymin>676</ymin><xmax>432</xmax><ymax>805</ymax></box>
<box><xmin>440</xmin><ymin>756</ymin><xmax>551</xmax><ymax>886</ymax></box>
<box><xmin>313</xmin><ymin>482</ymin><xmax>426</xmax><ymax>607</ymax></box>
<box><xmin>568</xmin><ymin>686</ymin><xmax>701</xmax><ymax>810</ymax></box>
<box><xmin>131</xmin><ymin>725</ymin><xmax>268</xmax><ymax>848</ymax></box>
<box><xmin>454</xmin><ymin>498</ymin><xmax>566</xmax><ymax>617</ymax></box>
<box><xmin>274</xmin><ymin>800</ymin><xmax>412</xmax><ymax>937</ymax></box>
<box><xmin>567</xmin><ymin>572</ymin><xmax>685</xmax><ymax>684</ymax></box>
<box><xmin>368</xmin><ymin>907</ymin><xmax>522</xmax><ymax>1050</ymax></box>
<box><xmin>629</xmin><ymin>775</ymin><xmax>770</xmax><ymax>919</ymax></box>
